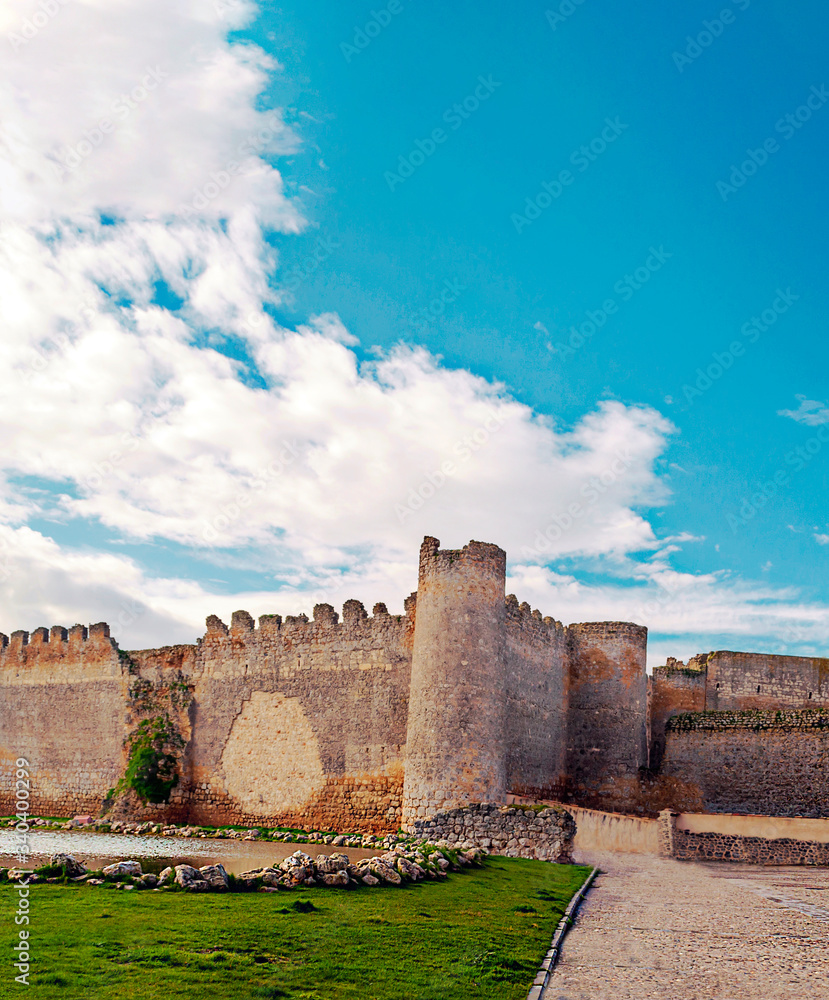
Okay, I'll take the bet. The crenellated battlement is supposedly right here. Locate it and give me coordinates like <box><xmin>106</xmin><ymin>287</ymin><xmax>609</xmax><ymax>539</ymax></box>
<box><xmin>4</xmin><ymin>535</ymin><xmax>824</xmax><ymax>829</ymax></box>
<box><xmin>0</xmin><ymin>620</ymin><xmax>118</xmax><ymax>675</ymax></box>
<box><xmin>417</xmin><ymin>535</ymin><xmax>506</xmax><ymax>584</ymax></box>
<box><xmin>505</xmin><ymin>593</ymin><xmax>565</xmax><ymax>641</ymax></box>
<box><xmin>198</xmin><ymin>596</ymin><xmax>417</xmax><ymax>648</ymax></box>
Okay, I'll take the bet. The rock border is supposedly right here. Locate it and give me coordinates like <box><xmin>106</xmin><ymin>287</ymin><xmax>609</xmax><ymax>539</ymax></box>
<box><xmin>526</xmin><ymin>866</ymin><xmax>598</xmax><ymax>1000</ymax></box>
<box><xmin>1</xmin><ymin>842</ymin><xmax>486</xmax><ymax>894</ymax></box>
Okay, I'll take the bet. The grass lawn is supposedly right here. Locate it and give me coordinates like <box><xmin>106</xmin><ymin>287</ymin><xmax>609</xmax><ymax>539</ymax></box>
<box><xmin>0</xmin><ymin>859</ymin><xmax>590</xmax><ymax>999</ymax></box>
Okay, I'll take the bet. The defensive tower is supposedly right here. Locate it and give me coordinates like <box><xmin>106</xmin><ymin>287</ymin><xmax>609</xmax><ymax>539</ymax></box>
<box><xmin>401</xmin><ymin>537</ymin><xmax>507</xmax><ymax>827</ymax></box>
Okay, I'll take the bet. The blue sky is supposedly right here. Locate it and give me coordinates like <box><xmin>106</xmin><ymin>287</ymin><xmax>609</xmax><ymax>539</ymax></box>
<box><xmin>0</xmin><ymin>0</ymin><xmax>826</xmax><ymax>666</ymax></box>
<box><xmin>268</xmin><ymin>0</ymin><xmax>828</xmax><ymax>583</ymax></box>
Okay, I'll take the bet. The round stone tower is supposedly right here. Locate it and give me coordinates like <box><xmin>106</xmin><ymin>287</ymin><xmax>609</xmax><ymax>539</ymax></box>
<box><xmin>402</xmin><ymin>536</ymin><xmax>507</xmax><ymax>829</ymax></box>
<box><xmin>566</xmin><ymin>621</ymin><xmax>649</xmax><ymax>804</ymax></box>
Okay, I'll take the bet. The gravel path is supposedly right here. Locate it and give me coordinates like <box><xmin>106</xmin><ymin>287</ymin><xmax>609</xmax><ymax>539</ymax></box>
<box><xmin>548</xmin><ymin>850</ymin><xmax>829</xmax><ymax>999</ymax></box>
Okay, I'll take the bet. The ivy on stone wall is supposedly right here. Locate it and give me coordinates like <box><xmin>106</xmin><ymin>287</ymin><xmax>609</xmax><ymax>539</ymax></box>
<box><xmin>668</xmin><ymin>708</ymin><xmax>829</xmax><ymax>732</ymax></box>
<box><xmin>118</xmin><ymin>714</ymin><xmax>185</xmax><ymax>804</ymax></box>
<box><xmin>128</xmin><ymin>678</ymin><xmax>157</xmax><ymax>713</ymax></box>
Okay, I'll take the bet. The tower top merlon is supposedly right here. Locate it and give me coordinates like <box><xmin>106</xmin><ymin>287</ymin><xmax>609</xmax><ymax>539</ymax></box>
<box><xmin>417</xmin><ymin>536</ymin><xmax>506</xmax><ymax>585</ymax></box>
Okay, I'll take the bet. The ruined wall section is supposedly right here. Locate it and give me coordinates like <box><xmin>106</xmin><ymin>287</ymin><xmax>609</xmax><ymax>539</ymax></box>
<box><xmin>565</xmin><ymin>621</ymin><xmax>648</xmax><ymax>810</ymax></box>
<box><xmin>0</xmin><ymin>624</ymin><xmax>128</xmax><ymax>817</ymax></box>
<box><xmin>186</xmin><ymin>599</ymin><xmax>415</xmax><ymax>833</ymax></box>
<box><xmin>705</xmin><ymin>650</ymin><xmax>829</xmax><ymax>710</ymax></box>
<box><xmin>660</xmin><ymin>709</ymin><xmax>829</xmax><ymax>818</ymax></box>
<box><xmin>402</xmin><ymin>537</ymin><xmax>507</xmax><ymax>827</ymax></box>
<box><xmin>649</xmin><ymin>662</ymin><xmax>707</xmax><ymax>769</ymax></box>
<box><xmin>504</xmin><ymin>597</ymin><xmax>568</xmax><ymax>800</ymax></box>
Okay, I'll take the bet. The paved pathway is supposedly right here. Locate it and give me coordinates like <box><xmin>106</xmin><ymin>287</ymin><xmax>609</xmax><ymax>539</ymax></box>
<box><xmin>548</xmin><ymin>850</ymin><xmax>829</xmax><ymax>999</ymax></box>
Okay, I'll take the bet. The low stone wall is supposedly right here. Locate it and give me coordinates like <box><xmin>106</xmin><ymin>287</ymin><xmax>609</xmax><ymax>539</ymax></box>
<box><xmin>660</xmin><ymin>709</ymin><xmax>829</xmax><ymax>818</ymax></box>
<box><xmin>659</xmin><ymin>810</ymin><xmax>829</xmax><ymax>865</ymax></box>
<box><xmin>568</xmin><ymin>804</ymin><xmax>659</xmax><ymax>855</ymax></box>
<box><xmin>408</xmin><ymin>803</ymin><xmax>576</xmax><ymax>862</ymax></box>
<box><xmin>677</xmin><ymin>811</ymin><xmax>829</xmax><ymax>843</ymax></box>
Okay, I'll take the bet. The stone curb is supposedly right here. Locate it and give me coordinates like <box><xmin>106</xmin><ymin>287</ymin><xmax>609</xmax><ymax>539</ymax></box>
<box><xmin>526</xmin><ymin>866</ymin><xmax>599</xmax><ymax>1000</ymax></box>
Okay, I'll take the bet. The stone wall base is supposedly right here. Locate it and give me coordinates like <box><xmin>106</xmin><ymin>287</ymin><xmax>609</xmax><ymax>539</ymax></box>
<box><xmin>658</xmin><ymin>809</ymin><xmax>829</xmax><ymax>865</ymax></box>
<box><xmin>406</xmin><ymin>802</ymin><xmax>576</xmax><ymax>862</ymax></box>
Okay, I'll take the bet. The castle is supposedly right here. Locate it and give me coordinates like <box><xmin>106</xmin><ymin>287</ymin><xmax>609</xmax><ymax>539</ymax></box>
<box><xmin>1</xmin><ymin>536</ymin><xmax>827</xmax><ymax>831</ymax></box>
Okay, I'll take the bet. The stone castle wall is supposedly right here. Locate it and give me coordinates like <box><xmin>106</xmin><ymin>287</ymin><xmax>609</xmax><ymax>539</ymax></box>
<box><xmin>504</xmin><ymin>597</ymin><xmax>568</xmax><ymax>800</ymax></box>
<box><xmin>705</xmin><ymin>650</ymin><xmax>829</xmax><ymax>710</ymax></box>
<box><xmin>649</xmin><ymin>664</ymin><xmax>707</xmax><ymax>769</ymax></box>
<box><xmin>0</xmin><ymin>605</ymin><xmax>415</xmax><ymax>833</ymax></box>
<box><xmin>565</xmin><ymin>621</ymin><xmax>649</xmax><ymax>810</ymax></box>
<box><xmin>2</xmin><ymin>537</ymin><xmax>829</xmax><ymax>831</ymax></box>
<box><xmin>659</xmin><ymin>810</ymin><xmax>829</xmax><ymax>865</ymax></box>
<box><xmin>659</xmin><ymin>710</ymin><xmax>829</xmax><ymax>818</ymax></box>
<box><xmin>0</xmin><ymin>624</ymin><xmax>128</xmax><ymax>818</ymax></box>
<box><xmin>402</xmin><ymin>538</ymin><xmax>508</xmax><ymax>824</ymax></box>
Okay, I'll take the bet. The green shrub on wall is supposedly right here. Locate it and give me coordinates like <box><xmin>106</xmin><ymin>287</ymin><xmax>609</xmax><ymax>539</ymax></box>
<box><xmin>121</xmin><ymin>714</ymin><xmax>185</xmax><ymax>804</ymax></box>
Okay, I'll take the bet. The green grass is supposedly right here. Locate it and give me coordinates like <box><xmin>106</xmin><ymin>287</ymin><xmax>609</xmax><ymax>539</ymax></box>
<box><xmin>0</xmin><ymin>859</ymin><xmax>589</xmax><ymax>999</ymax></box>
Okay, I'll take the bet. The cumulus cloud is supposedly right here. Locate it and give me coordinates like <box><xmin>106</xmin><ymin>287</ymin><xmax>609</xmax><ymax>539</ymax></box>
<box><xmin>506</xmin><ymin>561</ymin><xmax>829</xmax><ymax>669</ymax></box>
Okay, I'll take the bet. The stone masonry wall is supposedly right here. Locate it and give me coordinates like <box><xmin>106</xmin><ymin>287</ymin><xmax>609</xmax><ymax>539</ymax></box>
<box><xmin>410</xmin><ymin>802</ymin><xmax>576</xmax><ymax>862</ymax></box>
<box><xmin>0</xmin><ymin>624</ymin><xmax>128</xmax><ymax>817</ymax></box>
<box><xmin>504</xmin><ymin>597</ymin><xmax>568</xmax><ymax>800</ymax></box>
<box><xmin>0</xmin><ymin>602</ymin><xmax>415</xmax><ymax>833</ymax></box>
<box><xmin>565</xmin><ymin>621</ymin><xmax>649</xmax><ymax>810</ymax></box>
<box><xmin>705</xmin><ymin>650</ymin><xmax>829</xmax><ymax>711</ymax></box>
<box><xmin>658</xmin><ymin>811</ymin><xmax>829</xmax><ymax>865</ymax></box>
<box><xmin>649</xmin><ymin>664</ymin><xmax>706</xmax><ymax>769</ymax></box>
<box><xmin>402</xmin><ymin>538</ymin><xmax>508</xmax><ymax>826</ymax></box>
<box><xmin>660</xmin><ymin>710</ymin><xmax>829</xmax><ymax>818</ymax></box>
<box><xmin>182</xmin><ymin>602</ymin><xmax>415</xmax><ymax>833</ymax></box>
<box><xmin>4</xmin><ymin>536</ymin><xmax>829</xmax><ymax>831</ymax></box>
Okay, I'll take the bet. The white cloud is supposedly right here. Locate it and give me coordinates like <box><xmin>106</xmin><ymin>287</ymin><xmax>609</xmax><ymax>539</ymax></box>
<box><xmin>816</xmin><ymin>534</ymin><xmax>829</xmax><ymax>546</ymax></box>
<box><xmin>0</xmin><ymin>0</ymin><xmax>827</xmax><ymax>667</ymax></box>
<box><xmin>1</xmin><ymin>0</ymin><xmax>300</xmax><ymax>228</ymax></box>
<box><xmin>778</xmin><ymin>395</ymin><xmax>829</xmax><ymax>426</ymax></box>
<box><xmin>506</xmin><ymin>562</ymin><xmax>829</xmax><ymax>670</ymax></box>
